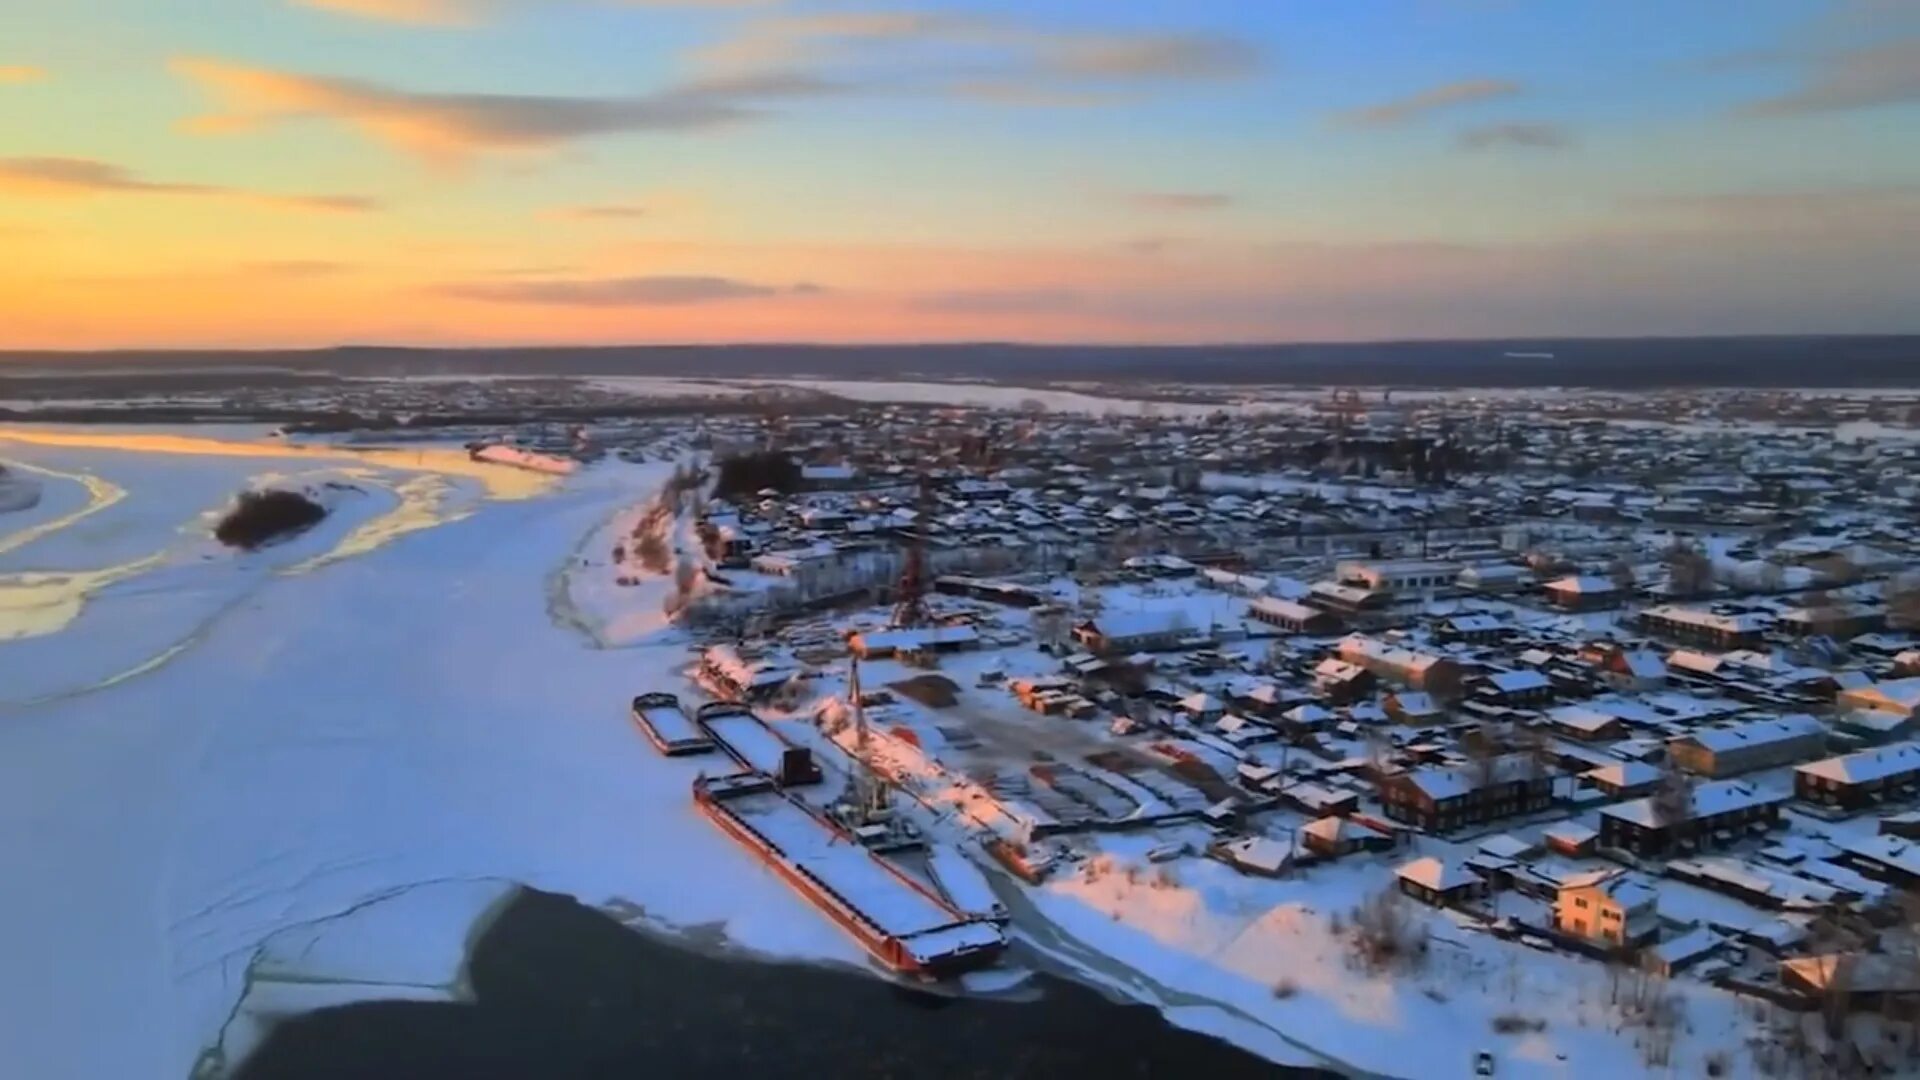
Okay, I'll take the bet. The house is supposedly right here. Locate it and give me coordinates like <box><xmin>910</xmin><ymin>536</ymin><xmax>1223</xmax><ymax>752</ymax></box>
<box><xmin>1598</xmin><ymin>779</ymin><xmax>1788</xmax><ymax>857</ymax></box>
<box><xmin>1336</xmin><ymin>634</ymin><xmax>1464</xmax><ymax>699</ymax></box>
<box><xmin>1639</xmin><ymin>605</ymin><xmax>1771</xmax><ymax>649</ymax></box>
<box><xmin>1604</xmin><ymin>648</ymin><xmax>1670</xmax><ymax>691</ymax></box>
<box><xmin>1837</xmin><ymin>677</ymin><xmax>1920</xmax><ymax>722</ymax></box>
<box><xmin>1543</xmin><ymin>575</ymin><xmax>1626</xmax><ymax>611</ymax></box>
<box><xmin>1547</xmin><ymin>706</ymin><xmax>1628</xmax><ymax>743</ymax></box>
<box><xmin>1795</xmin><ymin>741</ymin><xmax>1920</xmax><ymax>811</ymax></box>
<box><xmin>1313</xmin><ymin>658</ymin><xmax>1375</xmax><ymax>703</ymax></box>
<box><xmin>1478</xmin><ymin>669</ymin><xmax>1554</xmax><ymax>708</ymax></box>
<box><xmin>1781</xmin><ymin>954</ymin><xmax>1920</xmax><ymax>1011</ymax></box>
<box><xmin>1666</xmin><ymin>714</ymin><xmax>1826</xmax><ymax>778</ymax></box>
<box><xmin>1544</xmin><ymin>821</ymin><xmax>1599</xmax><ymax>857</ymax></box>
<box><xmin>1217</xmin><ymin>835</ymin><xmax>1293</xmax><ymax>878</ymax></box>
<box><xmin>1300</xmin><ymin>815</ymin><xmax>1396</xmax><ymax>859</ymax></box>
<box><xmin>1556</xmin><ymin>871</ymin><xmax>1661</xmax><ymax>949</ymax></box>
<box><xmin>1582</xmin><ymin>760</ymin><xmax>1661</xmax><ymax>799</ymax></box>
<box><xmin>1437</xmin><ymin>614</ymin><xmax>1507</xmax><ymax>644</ymax></box>
<box><xmin>1072</xmin><ymin>609</ymin><xmax>1194</xmax><ymax>655</ymax></box>
<box><xmin>847</xmin><ymin>623</ymin><xmax>981</xmax><ymax>660</ymax></box>
<box><xmin>1176</xmin><ymin>691</ymin><xmax>1228</xmax><ymax>723</ymax></box>
<box><xmin>1248</xmin><ymin>596</ymin><xmax>1342</xmax><ymax>635</ymax></box>
<box><xmin>1457</xmin><ymin>563</ymin><xmax>1527</xmax><ymax>594</ymax></box>
<box><xmin>1644</xmin><ymin>927</ymin><xmax>1725</xmax><ymax>978</ymax></box>
<box><xmin>1336</xmin><ymin>559</ymin><xmax>1461</xmax><ymax>596</ymax></box>
<box><xmin>1776</xmin><ymin>603</ymin><xmax>1883</xmax><ymax>640</ymax></box>
<box><xmin>1830</xmin><ymin>834</ymin><xmax>1920</xmax><ymax>888</ymax></box>
<box><xmin>1396</xmin><ymin>856</ymin><xmax>1487</xmax><ymax>907</ymax></box>
<box><xmin>1384</xmin><ymin>691</ymin><xmax>1445</xmax><ymax>725</ymax></box>
<box><xmin>1378</xmin><ymin>754</ymin><xmax>1555</xmax><ymax>832</ymax></box>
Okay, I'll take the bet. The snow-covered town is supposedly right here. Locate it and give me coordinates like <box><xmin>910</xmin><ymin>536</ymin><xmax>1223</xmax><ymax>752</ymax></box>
<box><xmin>7</xmin><ymin>382</ymin><xmax>1920</xmax><ymax>1079</ymax></box>
<box><xmin>587</xmin><ymin>387</ymin><xmax>1920</xmax><ymax>1076</ymax></box>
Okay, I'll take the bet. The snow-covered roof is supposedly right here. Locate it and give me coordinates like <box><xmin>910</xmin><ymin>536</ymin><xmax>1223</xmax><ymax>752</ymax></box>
<box><xmin>1560</xmin><ymin>872</ymin><xmax>1659</xmax><ymax>911</ymax></box>
<box><xmin>1250</xmin><ymin>596</ymin><xmax>1324</xmax><ymax>624</ymax></box>
<box><xmin>1841</xmin><ymin>677</ymin><xmax>1920</xmax><ymax>712</ymax></box>
<box><xmin>1488</xmin><ymin>669</ymin><xmax>1550</xmax><ymax>694</ymax></box>
<box><xmin>1669</xmin><ymin>714</ymin><xmax>1823</xmax><ymax>754</ymax></box>
<box><xmin>1601</xmin><ymin>778</ymin><xmax>1787</xmax><ymax>828</ymax></box>
<box><xmin>1338</xmin><ymin>634</ymin><xmax>1449</xmax><ymax>674</ymax></box>
<box><xmin>1796</xmin><ymin>741</ymin><xmax>1920</xmax><ymax>786</ymax></box>
<box><xmin>1833</xmin><ymin>833</ymin><xmax>1920</xmax><ymax>879</ymax></box>
<box><xmin>1550</xmin><ymin>706</ymin><xmax>1625</xmax><ymax>734</ymax></box>
<box><xmin>1619</xmin><ymin>650</ymin><xmax>1668</xmax><ymax>679</ymax></box>
<box><xmin>1396</xmin><ymin>855</ymin><xmax>1477</xmax><ymax>892</ymax></box>
<box><xmin>1545</xmin><ymin>574</ymin><xmax>1618</xmax><ymax>593</ymax></box>
<box><xmin>1644</xmin><ymin>605</ymin><xmax>1772</xmax><ymax>634</ymax></box>
<box><xmin>1582</xmin><ymin>760</ymin><xmax>1660</xmax><ymax>789</ymax></box>
<box><xmin>1083</xmin><ymin>608</ymin><xmax>1193</xmax><ymax>642</ymax></box>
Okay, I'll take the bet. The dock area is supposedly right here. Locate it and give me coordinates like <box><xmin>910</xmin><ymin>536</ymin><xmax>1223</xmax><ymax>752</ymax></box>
<box><xmin>695</xmin><ymin>773</ymin><xmax>1008</xmax><ymax>977</ymax></box>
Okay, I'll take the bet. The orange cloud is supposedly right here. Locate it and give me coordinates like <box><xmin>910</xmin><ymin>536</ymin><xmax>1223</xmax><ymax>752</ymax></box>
<box><xmin>0</xmin><ymin>65</ymin><xmax>46</xmax><ymax>84</ymax></box>
<box><xmin>170</xmin><ymin>56</ymin><xmax>831</xmax><ymax>163</ymax></box>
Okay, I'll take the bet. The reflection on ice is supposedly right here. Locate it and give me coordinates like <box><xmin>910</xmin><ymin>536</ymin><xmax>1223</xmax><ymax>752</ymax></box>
<box><xmin>0</xmin><ymin>428</ymin><xmax>558</xmax><ymax>501</ymax></box>
<box><xmin>0</xmin><ymin>457</ymin><xmax>126</xmax><ymax>559</ymax></box>
<box><xmin>0</xmin><ymin>555</ymin><xmax>164</xmax><ymax>642</ymax></box>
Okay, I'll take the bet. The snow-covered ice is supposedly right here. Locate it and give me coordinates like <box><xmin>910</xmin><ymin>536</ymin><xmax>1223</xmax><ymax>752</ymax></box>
<box><xmin>0</xmin><ymin>432</ymin><xmax>865</xmax><ymax>1080</ymax></box>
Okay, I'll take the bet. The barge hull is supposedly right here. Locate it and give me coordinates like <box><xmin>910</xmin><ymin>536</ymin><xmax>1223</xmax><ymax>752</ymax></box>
<box><xmin>694</xmin><ymin>776</ymin><xmax>1005</xmax><ymax>977</ymax></box>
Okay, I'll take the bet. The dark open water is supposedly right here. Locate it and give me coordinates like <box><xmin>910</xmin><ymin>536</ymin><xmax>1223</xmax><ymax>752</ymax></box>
<box><xmin>232</xmin><ymin>887</ymin><xmax>1314</xmax><ymax>1080</ymax></box>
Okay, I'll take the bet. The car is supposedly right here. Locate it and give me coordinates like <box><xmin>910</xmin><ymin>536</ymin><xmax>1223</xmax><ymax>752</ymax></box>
<box><xmin>1474</xmin><ymin>1050</ymin><xmax>1496</xmax><ymax>1076</ymax></box>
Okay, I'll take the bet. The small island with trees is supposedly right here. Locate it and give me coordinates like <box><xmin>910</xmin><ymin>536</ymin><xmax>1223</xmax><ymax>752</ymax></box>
<box><xmin>214</xmin><ymin>489</ymin><xmax>327</xmax><ymax>550</ymax></box>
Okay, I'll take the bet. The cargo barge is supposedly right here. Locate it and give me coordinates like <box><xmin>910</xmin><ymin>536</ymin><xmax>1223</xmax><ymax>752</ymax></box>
<box><xmin>630</xmin><ymin>693</ymin><xmax>714</xmax><ymax>756</ymax></box>
<box><xmin>696</xmin><ymin>702</ymin><xmax>823</xmax><ymax>786</ymax></box>
<box><xmin>694</xmin><ymin>773</ymin><xmax>1008</xmax><ymax>977</ymax></box>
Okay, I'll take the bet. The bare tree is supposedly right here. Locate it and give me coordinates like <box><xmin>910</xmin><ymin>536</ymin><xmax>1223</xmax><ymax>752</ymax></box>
<box><xmin>1650</xmin><ymin>760</ymin><xmax>1695</xmax><ymax>829</ymax></box>
<box><xmin>1608</xmin><ymin>556</ymin><xmax>1637</xmax><ymax>592</ymax></box>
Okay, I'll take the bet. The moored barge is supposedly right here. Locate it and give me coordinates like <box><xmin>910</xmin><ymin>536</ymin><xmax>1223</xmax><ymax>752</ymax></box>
<box><xmin>694</xmin><ymin>773</ymin><xmax>1008</xmax><ymax>977</ymax></box>
<box><xmin>696</xmin><ymin>702</ymin><xmax>823</xmax><ymax>786</ymax></box>
<box><xmin>630</xmin><ymin>693</ymin><xmax>714</xmax><ymax>756</ymax></box>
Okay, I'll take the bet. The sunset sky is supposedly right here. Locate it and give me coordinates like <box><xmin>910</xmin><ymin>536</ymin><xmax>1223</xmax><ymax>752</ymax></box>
<box><xmin>2</xmin><ymin>0</ymin><xmax>1917</xmax><ymax>348</ymax></box>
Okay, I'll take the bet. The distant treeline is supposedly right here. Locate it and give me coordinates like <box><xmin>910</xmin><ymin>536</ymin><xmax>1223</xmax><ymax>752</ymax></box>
<box><xmin>215</xmin><ymin>490</ymin><xmax>326</xmax><ymax>549</ymax></box>
<box><xmin>3</xmin><ymin>336</ymin><xmax>1919</xmax><ymax>388</ymax></box>
<box><xmin>713</xmin><ymin>451</ymin><xmax>801</xmax><ymax>499</ymax></box>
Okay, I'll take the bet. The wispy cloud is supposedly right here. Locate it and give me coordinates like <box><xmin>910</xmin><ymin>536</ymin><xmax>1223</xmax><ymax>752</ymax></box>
<box><xmin>1042</xmin><ymin>35</ymin><xmax>1260</xmax><ymax>81</ymax></box>
<box><xmin>0</xmin><ymin>157</ymin><xmax>381</xmax><ymax>212</ymax></box>
<box><xmin>1456</xmin><ymin>123</ymin><xmax>1570</xmax><ymax>151</ymax></box>
<box><xmin>1124</xmin><ymin>191</ymin><xmax>1233</xmax><ymax>211</ymax></box>
<box><xmin>439</xmin><ymin>273</ymin><xmax>822</xmax><ymax>305</ymax></box>
<box><xmin>1334</xmin><ymin>78</ymin><xmax>1521</xmax><ymax>128</ymax></box>
<box><xmin>171</xmin><ymin>57</ymin><xmax>836</xmax><ymax>162</ymax></box>
<box><xmin>694</xmin><ymin>13</ymin><xmax>1261</xmax><ymax>107</ymax></box>
<box><xmin>0</xmin><ymin>65</ymin><xmax>45</xmax><ymax>84</ymax></box>
<box><xmin>1739</xmin><ymin>38</ymin><xmax>1920</xmax><ymax>116</ymax></box>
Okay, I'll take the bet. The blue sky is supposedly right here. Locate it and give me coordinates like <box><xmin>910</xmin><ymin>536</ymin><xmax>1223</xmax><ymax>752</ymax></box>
<box><xmin>0</xmin><ymin>0</ymin><xmax>1915</xmax><ymax>346</ymax></box>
